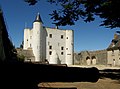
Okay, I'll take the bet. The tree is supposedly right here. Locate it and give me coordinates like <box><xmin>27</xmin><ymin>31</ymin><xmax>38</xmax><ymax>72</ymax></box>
<box><xmin>24</xmin><ymin>0</ymin><xmax>120</xmax><ymax>29</ymax></box>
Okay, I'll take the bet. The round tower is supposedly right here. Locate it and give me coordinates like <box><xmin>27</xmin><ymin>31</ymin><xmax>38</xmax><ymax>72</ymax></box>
<box><xmin>32</xmin><ymin>13</ymin><xmax>44</xmax><ymax>62</ymax></box>
<box><xmin>65</xmin><ymin>30</ymin><xmax>74</xmax><ymax>65</ymax></box>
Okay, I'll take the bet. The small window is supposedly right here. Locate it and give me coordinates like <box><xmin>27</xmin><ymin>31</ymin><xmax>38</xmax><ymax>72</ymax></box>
<box><xmin>49</xmin><ymin>34</ymin><xmax>52</xmax><ymax>38</ymax></box>
<box><xmin>27</xmin><ymin>39</ymin><xmax>28</xmax><ymax>41</ymax></box>
<box><xmin>30</xmin><ymin>44</ymin><xmax>31</xmax><ymax>47</ymax></box>
<box><xmin>61</xmin><ymin>47</ymin><xmax>64</xmax><ymax>50</ymax></box>
<box><xmin>61</xmin><ymin>35</ymin><xmax>63</xmax><ymax>39</ymax></box>
<box><xmin>66</xmin><ymin>48</ymin><xmax>68</xmax><ymax>50</ymax></box>
<box><xmin>49</xmin><ymin>51</ymin><xmax>52</xmax><ymax>55</ymax></box>
<box><xmin>49</xmin><ymin>46</ymin><xmax>52</xmax><ymax>49</ymax></box>
<box><xmin>66</xmin><ymin>37</ymin><xmax>68</xmax><ymax>39</ymax></box>
<box><xmin>61</xmin><ymin>52</ymin><xmax>64</xmax><ymax>55</ymax></box>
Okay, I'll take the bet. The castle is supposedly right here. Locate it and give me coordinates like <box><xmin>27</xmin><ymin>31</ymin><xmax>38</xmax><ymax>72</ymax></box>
<box><xmin>17</xmin><ymin>13</ymin><xmax>120</xmax><ymax>67</ymax></box>
<box><xmin>23</xmin><ymin>13</ymin><xmax>74</xmax><ymax>65</ymax></box>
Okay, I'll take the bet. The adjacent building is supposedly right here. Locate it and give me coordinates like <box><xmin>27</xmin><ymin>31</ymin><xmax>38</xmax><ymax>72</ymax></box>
<box><xmin>74</xmin><ymin>32</ymin><xmax>120</xmax><ymax>67</ymax></box>
<box><xmin>107</xmin><ymin>33</ymin><xmax>120</xmax><ymax>66</ymax></box>
<box><xmin>74</xmin><ymin>50</ymin><xmax>107</xmax><ymax>66</ymax></box>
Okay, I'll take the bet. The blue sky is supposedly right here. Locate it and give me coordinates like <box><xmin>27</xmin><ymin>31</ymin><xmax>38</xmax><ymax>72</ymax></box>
<box><xmin>0</xmin><ymin>0</ymin><xmax>119</xmax><ymax>52</ymax></box>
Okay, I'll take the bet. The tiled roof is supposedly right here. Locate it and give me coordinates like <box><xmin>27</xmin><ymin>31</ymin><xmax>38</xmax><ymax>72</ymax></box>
<box><xmin>107</xmin><ymin>33</ymin><xmax>120</xmax><ymax>50</ymax></box>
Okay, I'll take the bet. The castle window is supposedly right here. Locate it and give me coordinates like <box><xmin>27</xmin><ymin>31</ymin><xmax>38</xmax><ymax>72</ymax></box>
<box><xmin>49</xmin><ymin>34</ymin><xmax>52</xmax><ymax>38</ymax></box>
<box><xmin>66</xmin><ymin>37</ymin><xmax>68</xmax><ymax>39</ymax></box>
<box><xmin>61</xmin><ymin>35</ymin><xmax>63</xmax><ymax>39</ymax></box>
<box><xmin>49</xmin><ymin>51</ymin><xmax>52</xmax><ymax>55</ymax></box>
<box><xmin>61</xmin><ymin>47</ymin><xmax>64</xmax><ymax>50</ymax></box>
<box><xmin>49</xmin><ymin>46</ymin><xmax>52</xmax><ymax>49</ymax></box>
<box><xmin>27</xmin><ymin>39</ymin><xmax>28</xmax><ymax>41</ymax></box>
<box><xmin>61</xmin><ymin>52</ymin><xmax>64</xmax><ymax>55</ymax></box>
<box><xmin>66</xmin><ymin>48</ymin><xmax>68</xmax><ymax>50</ymax></box>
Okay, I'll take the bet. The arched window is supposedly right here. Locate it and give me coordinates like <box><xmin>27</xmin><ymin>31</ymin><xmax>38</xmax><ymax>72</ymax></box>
<box><xmin>91</xmin><ymin>56</ymin><xmax>96</xmax><ymax>65</ymax></box>
<box><xmin>86</xmin><ymin>56</ymin><xmax>90</xmax><ymax>60</ymax></box>
<box><xmin>91</xmin><ymin>56</ymin><xmax>96</xmax><ymax>59</ymax></box>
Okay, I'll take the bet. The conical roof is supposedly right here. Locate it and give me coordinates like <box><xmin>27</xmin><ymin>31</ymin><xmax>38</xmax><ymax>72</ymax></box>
<box><xmin>34</xmin><ymin>12</ymin><xmax>43</xmax><ymax>23</ymax></box>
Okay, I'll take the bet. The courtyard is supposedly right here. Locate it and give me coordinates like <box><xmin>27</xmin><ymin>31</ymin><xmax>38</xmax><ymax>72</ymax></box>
<box><xmin>39</xmin><ymin>65</ymin><xmax>120</xmax><ymax>89</ymax></box>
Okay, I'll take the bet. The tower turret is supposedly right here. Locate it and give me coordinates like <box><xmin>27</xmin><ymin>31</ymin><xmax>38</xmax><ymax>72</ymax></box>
<box><xmin>65</xmin><ymin>30</ymin><xmax>74</xmax><ymax>65</ymax></box>
<box><xmin>34</xmin><ymin>12</ymin><xmax>43</xmax><ymax>23</ymax></box>
<box><xmin>32</xmin><ymin>13</ymin><xmax>45</xmax><ymax>62</ymax></box>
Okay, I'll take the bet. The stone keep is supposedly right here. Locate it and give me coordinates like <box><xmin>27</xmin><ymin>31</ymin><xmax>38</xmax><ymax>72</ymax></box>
<box><xmin>23</xmin><ymin>13</ymin><xmax>74</xmax><ymax>65</ymax></box>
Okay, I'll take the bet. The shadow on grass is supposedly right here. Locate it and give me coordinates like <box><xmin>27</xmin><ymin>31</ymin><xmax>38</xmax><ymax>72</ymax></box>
<box><xmin>99</xmin><ymin>69</ymin><xmax>120</xmax><ymax>83</ymax></box>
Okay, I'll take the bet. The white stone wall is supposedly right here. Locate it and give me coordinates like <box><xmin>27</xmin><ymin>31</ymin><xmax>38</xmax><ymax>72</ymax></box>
<box><xmin>107</xmin><ymin>50</ymin><xmax>120</xmax><ymax>66</ymax></box>
<box><xmin>49</xmin><ymin>50</ymin><xmax>59</xmax><ymax>64</ymax></box>
<box><xmin>29</xmin><ymin>30</ymin><xmax>33</xmax><ymax>48</ymax></box>
<box><xmin>23</xmin><ymin>14</ymin><xmax>74</xmax><ymax>65</ymax></box>
<box><xmin>65</xmin><ymin>30</ymin><xmax>74</xmax><ymax>65</ymax></box>
<box><xmin>46</xmin><ymin>28</ymin><xmax>66</xmax><ymax>64</ymax></box>
<box><xmin>32</xmin><ymin>22</ymin><xmax>43</xmax><ymax>62</ymax></box>
<box><xmin>23</xmin><ymin>28</ymin><xmax>31</xmax><ymax>49</ymax></box>
<box><xmin>42</xmin><ymin>27</ymin><xmax>47</xmax><ymax>61</ymax></box>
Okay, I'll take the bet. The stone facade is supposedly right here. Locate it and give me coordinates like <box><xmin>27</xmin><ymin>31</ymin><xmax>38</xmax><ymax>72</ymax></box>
<box><xmin>107</xmin><ymin>33</ymin><xmax>120</xmax><ymax>67</ymax></box>
<box><xmin>74</xmin><ymin>50</ymin><xmax>107</xmax><ymax>66</ymax></box>
<box><xmin>74</xmin><ymin>32</ymin><xmax>120</xmax><ymax>67</ymax></box>
<box><xmin>23</xmin><ymin>13</ymin><xmax>74</xmax><ymax>65</ymax></box>
<box><xmin>16</xmin><ymin>48</ymin><xmax>35</xmax><ymax>62</ymax></box>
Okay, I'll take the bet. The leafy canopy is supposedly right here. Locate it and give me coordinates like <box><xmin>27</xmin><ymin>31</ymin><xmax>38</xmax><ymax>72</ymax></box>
<box><xmin>24</xmin><ymin>0</ymin><xmax>120</xmax><ymax>28</ymax></box>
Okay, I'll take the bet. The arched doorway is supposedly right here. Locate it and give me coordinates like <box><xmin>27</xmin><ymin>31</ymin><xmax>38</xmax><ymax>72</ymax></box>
<box><xmin>91</xmin><ymin>56</ymin><xmax>96</xmax><ymax>65</ymax></box>
<box><xmin>86</xmin><ymin>56</ymin><xmax>91</xmax><ymax>65</ymax></box>
<box><xmin>113</xmin><ymin>59</ymin><xmax>115</xmax><ymax>66</ymax></box>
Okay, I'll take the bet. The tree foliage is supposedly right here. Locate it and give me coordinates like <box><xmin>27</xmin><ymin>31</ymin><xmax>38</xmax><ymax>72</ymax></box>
<box><xmin>24</xmin><ymin>0</ymin><xmax>120</xmax><ymax>28</ymax></box>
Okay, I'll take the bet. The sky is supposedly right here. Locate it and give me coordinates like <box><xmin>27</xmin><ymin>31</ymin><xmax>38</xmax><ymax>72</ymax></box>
<box><xmin>0</xmin><ymin>0</ymin><xmax>119</xmax><ymax>53</ymax></box>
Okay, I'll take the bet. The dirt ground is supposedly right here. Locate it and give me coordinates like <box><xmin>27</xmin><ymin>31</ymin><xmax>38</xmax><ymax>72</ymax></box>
<box><xmin>39</xmin><ymin>78</ymin><xmax>120</xmax><ymax>89</ymax></box>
